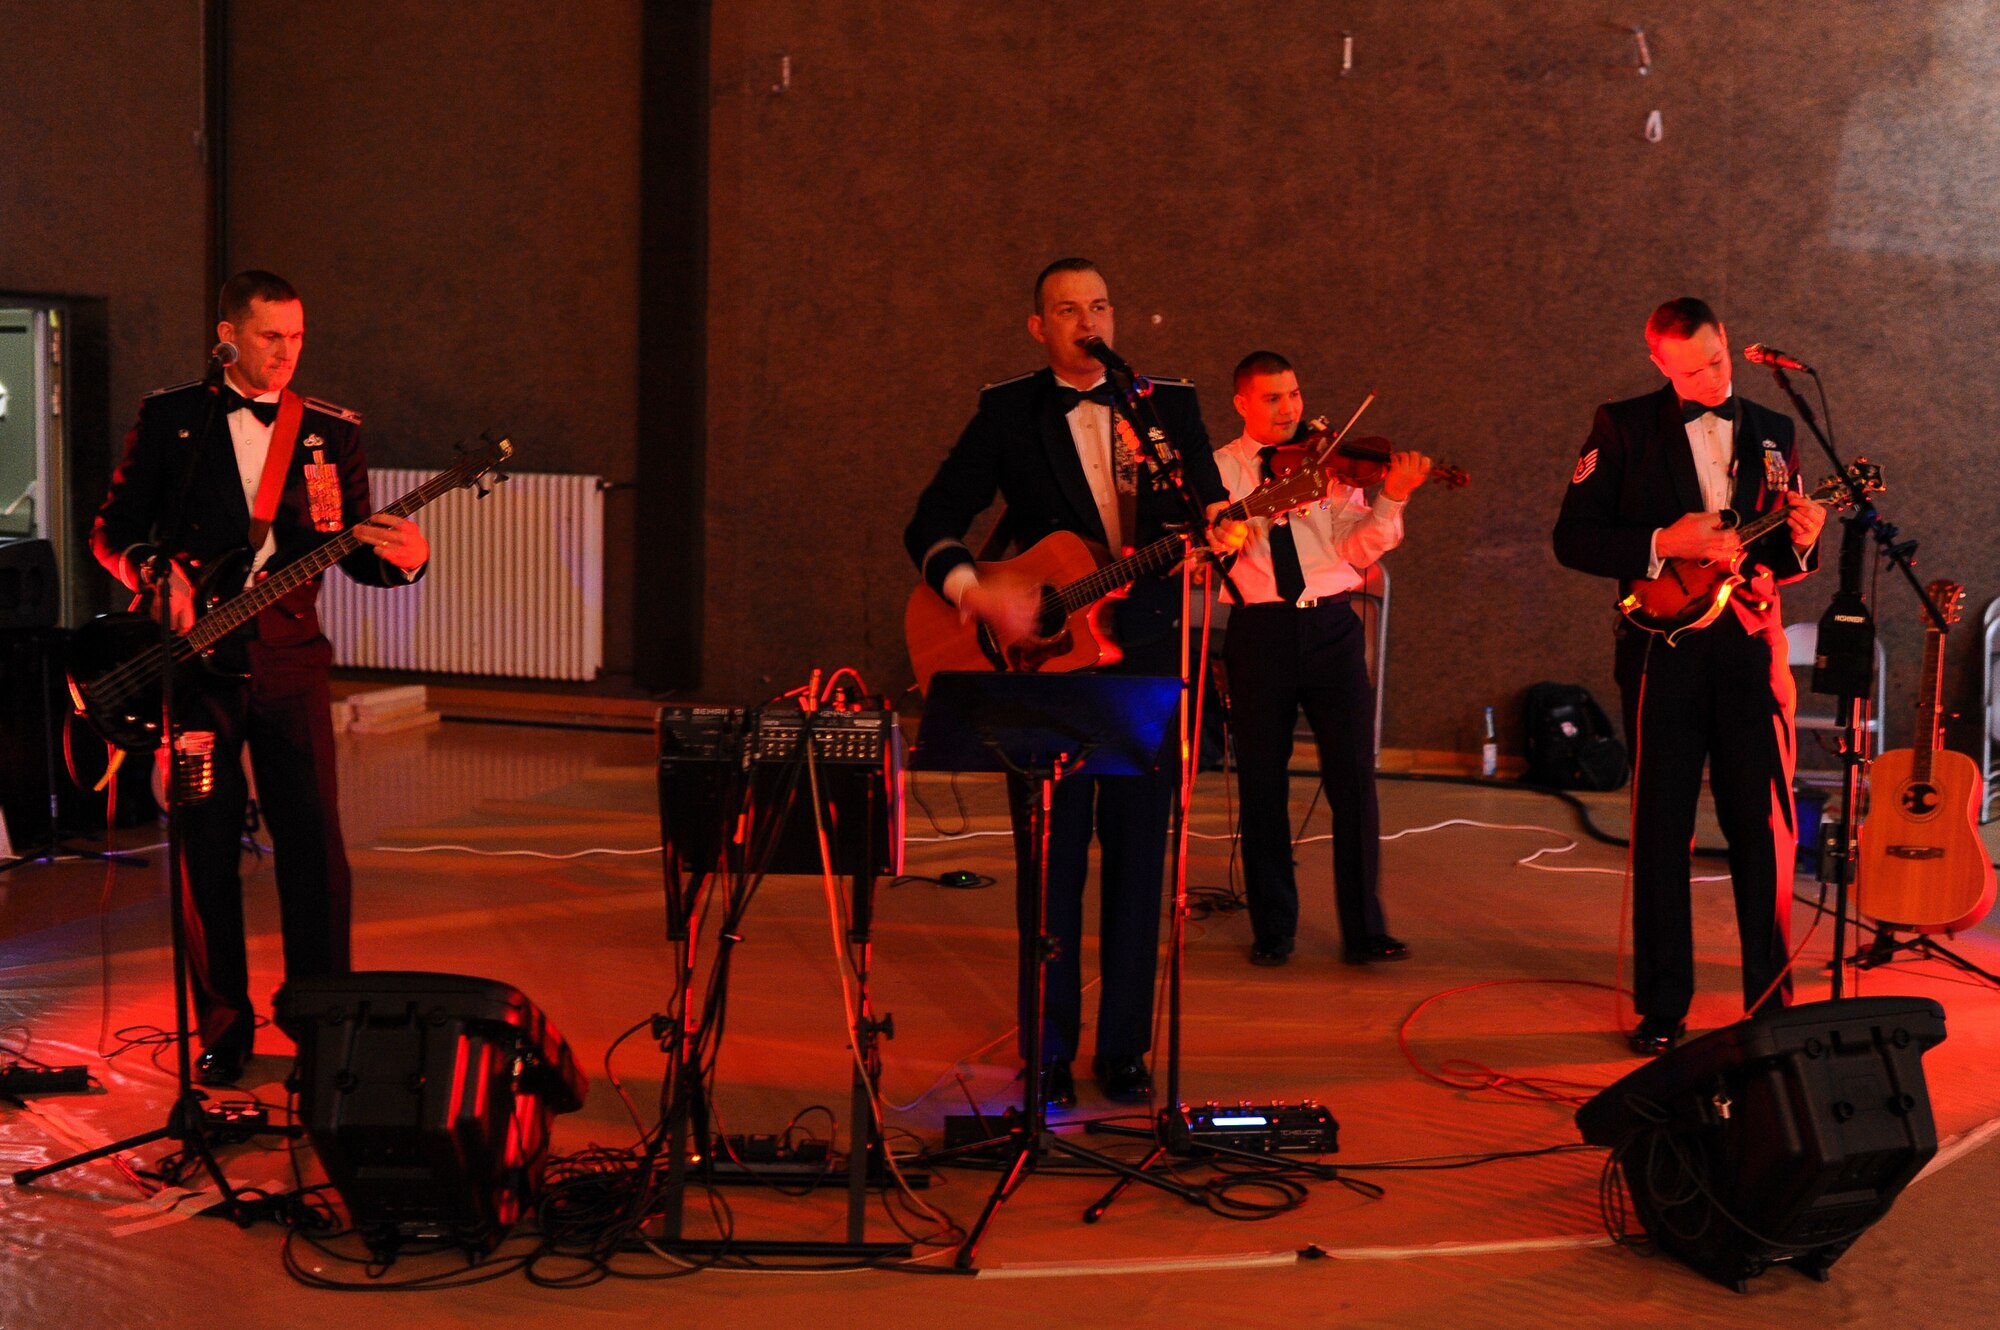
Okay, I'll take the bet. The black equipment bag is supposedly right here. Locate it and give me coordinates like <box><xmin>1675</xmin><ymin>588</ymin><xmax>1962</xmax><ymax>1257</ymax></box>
<box><xmin>1522</xmin><ymin>681</ymin><xmax>1627</xmax><ymax>790</ymax></box>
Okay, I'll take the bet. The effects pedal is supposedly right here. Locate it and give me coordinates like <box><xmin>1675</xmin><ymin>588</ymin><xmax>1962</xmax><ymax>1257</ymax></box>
<box><xmin>1164</xmin><ymin>1100</ymin><xmax>1341</xmax><ymax>1156</ymax></box>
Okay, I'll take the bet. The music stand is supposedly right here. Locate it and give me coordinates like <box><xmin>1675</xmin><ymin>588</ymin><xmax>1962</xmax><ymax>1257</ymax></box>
<box><xmin>912</xmin><ymin>670</ymin><xmax>1203</xmax><ymax>1268</ymax></box>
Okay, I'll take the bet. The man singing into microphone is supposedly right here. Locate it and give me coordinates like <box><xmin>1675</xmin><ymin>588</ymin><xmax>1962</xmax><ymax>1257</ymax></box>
<box><xmin>1552</xmin><ymin>297</ymin><xmax>1824</xmax><ymax>1057</ymax></box>
<box><xmin>904</xmin><ymin>258</ymin><xmax>1223</xmax><ymax>1107</ymax></box>
<box><xmin>92</xmin><ymin>270</ymin><xmax>430</xmax><ymax>1085</ymax></box>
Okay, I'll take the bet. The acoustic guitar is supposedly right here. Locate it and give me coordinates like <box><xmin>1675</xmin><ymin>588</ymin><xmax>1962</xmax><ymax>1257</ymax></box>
<box><xmin>66</xmin><ymin>435</ymin><xmax>513</xmax><ymax>754</ymax></box>
<box><xmin>1618</xmin><ymin>460</ymin><xmax>1882</xmax><ymax>644</ymax></box>
<box><xmin>1857</xmin><ymin>580</ymin><xmax>1996</xmax><ymax>935</ymax></box>
<box><xmin>903</xmin><ymin>431</ymin><xmax>1406</xmax><ymax>694</ymax></box>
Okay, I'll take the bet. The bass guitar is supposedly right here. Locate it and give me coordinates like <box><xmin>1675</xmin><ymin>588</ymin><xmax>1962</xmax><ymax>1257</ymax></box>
<box><xmin>1617</xmin><ymin>460</ymin><xmax>1883</xmax><ymax>644</ymax></box>
<box><xmin>67</xmin><ymin>435</ymin><xmax>513</xmax><ymax>753</ymax></box>
<box><xmin>1857</xmin><ymin>580</ymin><xmax>1996</xmax><ymax>935</ymax></box>
<box><xmin>906</xmin><ymin>445</ymin><xmax>1369</xmax><ymax>694</ymax></box>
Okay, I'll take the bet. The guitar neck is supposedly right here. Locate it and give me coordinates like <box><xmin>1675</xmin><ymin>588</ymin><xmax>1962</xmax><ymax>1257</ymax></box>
<box><xmin>1914</xmin><ymin>623</ymin><xmax>1945</xmax><ymax>782</ymax></box>
<box><xmin>1052</xmin><ymin>490</ymin><xmax>1270</xmax><ymax>615</ymax></box>
<box><xmin>185</xmin><ymin>474</ymin><xmax>451</xmax><ymax>650</ymax></box>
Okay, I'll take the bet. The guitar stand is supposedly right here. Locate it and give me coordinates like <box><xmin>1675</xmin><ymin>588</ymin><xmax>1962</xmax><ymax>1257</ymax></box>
<box><xmin>1845</xmin><ymin>921</ymin><xmax>2000</xmax><ymax>987</ymax></box>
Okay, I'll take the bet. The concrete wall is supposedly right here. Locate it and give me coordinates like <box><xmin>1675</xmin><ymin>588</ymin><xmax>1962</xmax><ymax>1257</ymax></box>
<box><xmin>704</xmin><ymin>1</ymin><xmax>2000</xmax><ymax>754</ymax></box>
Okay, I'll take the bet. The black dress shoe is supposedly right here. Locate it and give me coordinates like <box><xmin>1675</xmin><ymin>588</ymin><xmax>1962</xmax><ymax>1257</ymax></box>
<box><xmin>1039</xmin><ymin>1062</ymin><xmax>1076</xmax><ymax>1110</ymax></box>
<box><xmin>1342</xmin><ymin>934</ymin><xmax>1410</xmax><ymax>965</ymax></box>
<box><xmin>196</xmin><ymin>1046</ymin><xmax>248</xmax><ymax>1086</ymax></box>
<box><xmin>1627</xmin><ymin>1015</ymin><xmax>1686</xmax><ymax>1058</ymax></box>
<box><xmin>1091</xmin><ymin>1055</ymin><xmax>1153</xmax><ymax>1104</ymax></box>
<box><xmin>1249</xmin><ymin>938</ymin><xmax>1295</xmax><ymax>967</ymax></box>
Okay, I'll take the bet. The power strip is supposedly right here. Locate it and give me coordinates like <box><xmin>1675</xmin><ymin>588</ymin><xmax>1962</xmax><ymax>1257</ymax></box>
<box><xmin>0</xmin><ymin>1064</ymin><xmax>92</xmax><ymax>1097</ymax></box>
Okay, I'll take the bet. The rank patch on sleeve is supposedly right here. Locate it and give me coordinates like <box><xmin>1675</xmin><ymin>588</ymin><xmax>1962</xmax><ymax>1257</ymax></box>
<box><xmin>1571</xmin><ymin>448</ymin><xmax>1598</xmax><ymax>485</ymax></box>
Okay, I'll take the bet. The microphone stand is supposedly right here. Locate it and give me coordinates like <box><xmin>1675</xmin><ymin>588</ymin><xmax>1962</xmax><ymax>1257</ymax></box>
<box><xmin>15</xmin><ymin>348</ymin><xmax>271</xmax><ymax>1219</ymax></box>
<box><xmin>1081</xmin><ymin>340</ymin><xmax>1276</xmax><ymax>1218</ymax></box>
<box><xmin>1762</xmin><ymin>361</ymin><xmax>1946</xmax><ymax>1000</ymax></box>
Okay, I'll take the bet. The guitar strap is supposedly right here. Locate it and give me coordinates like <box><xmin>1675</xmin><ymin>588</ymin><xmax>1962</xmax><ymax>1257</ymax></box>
<box><xmin>246</xmin><ymin>389</ymin><xmax>305</xmax><ymax>553</ymax></box>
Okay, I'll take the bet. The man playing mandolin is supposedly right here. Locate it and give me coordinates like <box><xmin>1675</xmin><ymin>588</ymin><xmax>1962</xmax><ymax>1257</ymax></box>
<box><xmin>1207</xmin><ymin>352</ymin><xmax>1434</xmax><ymax>968</ymax></box>
<box><xmin>1553</xmin><ymin>297</ymin><xmax>1825</xmax><ymax>1057</ymax></box>
<box><xmin>90</xmin><ymin>270</ymin><xmax>429</xmax><ymax>1085</ymax></box>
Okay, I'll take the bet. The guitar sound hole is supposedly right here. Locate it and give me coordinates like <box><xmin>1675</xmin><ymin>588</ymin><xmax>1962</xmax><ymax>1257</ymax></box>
<box><xmin>1898</xmin><ymin>782</ymin><xmax>1940</xmax><ymax>820</ymax></box>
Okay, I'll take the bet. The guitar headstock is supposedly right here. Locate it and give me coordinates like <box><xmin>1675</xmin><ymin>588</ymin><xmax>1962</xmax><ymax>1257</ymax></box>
<box><xmin>1241</xmin><ymin>461</ymin><xmax>1334</xmax><ymax>522</ymax></box>
<box><xmin>451</xmin><ymin>434</ymin><xmax>514</xmax><ymax>497</ymax></box>
<box><xmin>1817</xmin><ymin>457</ymin><xmax>1883</xmax><ymax>508</ymax></box>
<box><xmin>1926</xmin><ymin>579</ymin><xmax>1965</xmax><ymax>629</ymax></box>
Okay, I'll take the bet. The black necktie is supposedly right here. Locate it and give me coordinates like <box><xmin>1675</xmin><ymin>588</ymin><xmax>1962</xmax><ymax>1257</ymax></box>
<box><xmin>1054</xmin><ymin>383</ymin><xmax>1116</xmax><ymax>413</ymax></box>
<box><xmin>225</xmin><ymin>390</ymin><xmax>279</xmax><ymax>426</ymax></box>
<box><xmin>1680</xmin><ymin>396</ymin><xmax>1736</xmax><ymax>424</ymax></box>
<box><xmin>1257</xmin><ymin>446</ymin><xmax>1308</xmax><ymax>605</ymax></box>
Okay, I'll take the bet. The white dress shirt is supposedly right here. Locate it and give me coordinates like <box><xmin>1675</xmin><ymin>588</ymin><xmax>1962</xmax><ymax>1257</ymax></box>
<box><xmin>224</xmin><ymin>376</ymin><xmax>284</xmax><ymax>578</ymax></box>
<box><xmin>1214</xmin><ymin>433</ymin><xmax>1406</xmax><ymax>605</ymax></box>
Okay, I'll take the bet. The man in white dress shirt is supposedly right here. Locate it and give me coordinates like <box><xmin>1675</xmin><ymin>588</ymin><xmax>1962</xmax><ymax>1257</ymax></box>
<box><xmin>1209</xmin><ymin>351</ymin><xmax>1432</xmax><ymax>968</ymax></box>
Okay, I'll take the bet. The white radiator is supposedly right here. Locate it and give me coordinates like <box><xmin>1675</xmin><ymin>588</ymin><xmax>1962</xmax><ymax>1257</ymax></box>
<box><xmin>318</xmin><ymin>468</ymin><xmax>604</xmax><ymax>681</ymax></box>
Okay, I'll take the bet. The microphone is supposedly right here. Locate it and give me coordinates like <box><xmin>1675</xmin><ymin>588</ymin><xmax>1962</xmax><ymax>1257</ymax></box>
<box><xmin>1080</xmin><ymin>336</ymin><xmax>1130</xmax><ymax>374</ymax></box>
<box><xmin>205</xmin><ymin>340</ymin><xmax>238</xmax><ymax>385</ymax></box>
<box><xmin>1744</xmin><ymin>343</ymin><xmax>1812</xmax><ymax>373</ymax></box>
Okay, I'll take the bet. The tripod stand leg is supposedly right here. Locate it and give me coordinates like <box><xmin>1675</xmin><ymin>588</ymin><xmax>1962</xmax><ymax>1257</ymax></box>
<box><xmin>1083</xmin><ymin>1143</ymin><xmax>1165</xmax><ymax>1223</ymax></box>
<box><xmin>13</xmin><ymin>1125</ymin><xmax>172</xmax><ymax>1187</ymax></box>
<box><xmin>954</xmin><ymin>1131</ymin><xmax>1038</xmax><ymax>1270</ymax></box>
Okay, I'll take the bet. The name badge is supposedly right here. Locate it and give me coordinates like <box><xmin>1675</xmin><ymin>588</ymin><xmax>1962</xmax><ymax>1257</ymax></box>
<box><xmin>304</xmin><ymin>438</ymin><xmax>343</xmax><ymax>532</ymax></box>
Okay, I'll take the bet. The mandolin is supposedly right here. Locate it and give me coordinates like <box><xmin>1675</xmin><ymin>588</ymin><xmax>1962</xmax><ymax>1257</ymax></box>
<box><xmin>67</xmin><ymin>435</ymin><xmax>512</xmax><ymax>753</ymax></box>
<box><xmin>1618</xmin><ymin>460</ymin><xmax>1882</xmax><ymax>644</ymax></box>
<box><xmin>1857</xmin><ymin>580</ymin><xmax>1996</xmax><ymax>935</ymax></box>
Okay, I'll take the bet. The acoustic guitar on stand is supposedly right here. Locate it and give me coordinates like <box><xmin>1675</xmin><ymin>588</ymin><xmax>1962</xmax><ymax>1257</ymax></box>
<box><xmin>1617</xmin><ymin>460</ymin><xmax>1883</xmax><ymax>644</ymax></box>
<box><xmin>1857</xmin><ymin>579</ymin><xmax>1996</xmax><ymax>935</ymax></box>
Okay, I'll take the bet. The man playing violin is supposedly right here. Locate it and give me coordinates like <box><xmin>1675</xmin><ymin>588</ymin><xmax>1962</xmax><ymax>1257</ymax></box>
<box><xmin>1208</xmin><ymin>351</ymin><xmax>1432</xmax><ymax>967</ymax></box>
<box><xmin>1552</xmin><ymin>297</ymin><xmax>1824</xmax><ymax>1057</ymax></box>
<box><xmin>903</xmin><ymin>258</ymin><xmax>1224</xmax><ymax>1107</ymax></box>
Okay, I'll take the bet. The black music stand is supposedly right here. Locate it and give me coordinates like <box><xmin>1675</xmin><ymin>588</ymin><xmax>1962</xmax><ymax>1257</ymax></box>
<box><xmin>912</xmin><ymin>670</ymin><xmax>1203</xmax><ymax>1268</ymax></box>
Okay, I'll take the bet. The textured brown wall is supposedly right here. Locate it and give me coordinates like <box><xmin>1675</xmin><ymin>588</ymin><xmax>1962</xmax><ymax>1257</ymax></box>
<box><xmin>705</xmin><ymin>1</ymin><xmax>2000</xmax><ymax>755</ymax></box>
<box><xmin>0</xmin><ymin>2</ymin><xmax>209</xmax><ymax>468</ymax></box>
<box><xmin>228</xmin><ymin>2</ymin><xmax>643</xmax><ymax>675</ymax></box>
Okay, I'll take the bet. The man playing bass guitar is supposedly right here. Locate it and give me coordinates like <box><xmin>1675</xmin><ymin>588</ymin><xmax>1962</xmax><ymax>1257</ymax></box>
<box><xmin>1552</xmin><ymin>297</ymin><xmax>1824</xmax><ymax>1057</ymax></box>
<box><xmin>91</xmin><ymin>270</ymin><xmax>430</xmax><ymax>1085</ymax></box>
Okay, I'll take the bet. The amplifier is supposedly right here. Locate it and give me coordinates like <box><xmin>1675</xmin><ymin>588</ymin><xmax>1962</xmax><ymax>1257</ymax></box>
<box><xmin>1164</xmin><ymin>1100</ymin><xmax>1340</xmax><ymax>1156</ymax></box>
<box><xmin>657</xmin><ymin>703</ymin><xmax>904</xmax><ymax>882</ymax></box>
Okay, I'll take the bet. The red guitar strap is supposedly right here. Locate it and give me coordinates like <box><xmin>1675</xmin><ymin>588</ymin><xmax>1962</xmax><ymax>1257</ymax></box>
<box><xmin>246</xmin><ymin>389</ymin><xmax>304</xmax><ymax>552</ymax></box>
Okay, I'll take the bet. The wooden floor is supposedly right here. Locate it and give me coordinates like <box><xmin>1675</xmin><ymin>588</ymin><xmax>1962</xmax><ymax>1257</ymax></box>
<box><xmin>4</xmin><ymin>715</ymin><xmax>2000</xmax><ymax>1327</ymax></box>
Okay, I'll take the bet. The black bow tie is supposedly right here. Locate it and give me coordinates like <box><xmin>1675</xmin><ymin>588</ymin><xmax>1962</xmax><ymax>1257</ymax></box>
<box><xmin>225</xmin><ymin>390</ymin><xmax>279</xmax><ymax>426</ymax></box>
<box><xmin>1055</xmin><ymin>383</ymin><xmax>1116</xmax><ymax>413</ymax></box>
<box><xmin>1680</xmin><ymin>397</ymin><xmax>1736</xmax><ymax>424</ymax></box>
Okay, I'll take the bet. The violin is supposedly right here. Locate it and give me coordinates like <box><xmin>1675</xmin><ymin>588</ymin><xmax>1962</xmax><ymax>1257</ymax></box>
<box><xmin>1267</xmin><ymin>425</ymin><xmax>1471</xmax><ymax>491</ymax></box>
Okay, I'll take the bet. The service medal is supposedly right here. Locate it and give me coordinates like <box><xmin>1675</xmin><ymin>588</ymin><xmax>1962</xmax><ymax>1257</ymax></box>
<box><xmin>304</xmin><ymin>440</ymin><xmax>343</xmax><ymax>532</ymax></box>
<box><xmin>1762</xmin><ymin>446</ymin><xmax>1789</xmax><ymax>493</ymax></box>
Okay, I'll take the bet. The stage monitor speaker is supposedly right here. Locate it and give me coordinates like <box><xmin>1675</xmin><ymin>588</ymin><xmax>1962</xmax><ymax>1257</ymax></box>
<box><xmin>0</xmin><ymin>539</ymin><xmax>59</xmax><ymax>630</ymax></box>
<box><xmin>276</xmin><ymin>971</ymin><xmax>589</xmax><ymax>1258</ymax></box>
<box><xmin>1576</xmin><ymin>996</ymin><xmax>1945</xmax><ymax>1291</ymax></box>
